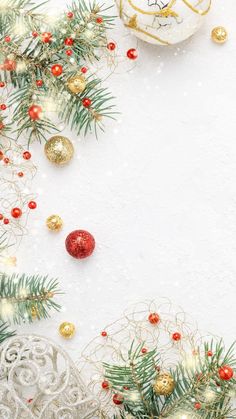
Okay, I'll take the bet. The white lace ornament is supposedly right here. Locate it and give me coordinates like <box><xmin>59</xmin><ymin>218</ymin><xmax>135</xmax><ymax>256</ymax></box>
<box><xmin>0</xmin><ymin>335</ymin><xmax>99</xmax><ymax>418</ymax></box>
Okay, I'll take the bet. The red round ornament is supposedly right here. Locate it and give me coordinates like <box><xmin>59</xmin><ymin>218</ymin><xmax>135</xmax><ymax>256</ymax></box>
<box><xmin>64</xmin><ymin>37</ymin><xmax>74</xmax><ymax>46</ymax></box>
<box><xmin>28</xmin><ymin>104</ymin><xmax>42</xmax><ymax>120</ymax></box>
<box><xmin>0</xmin><ymin>123</ymin><xmax>4</xmax><ymax>130</ymax></box>
<box><xmin>113</xmin><ymin>394</ymin><xmax>123</xmax><ymax>405</ymax></box>
<box><xmin>127</xmin><ymin>48</ymin><xmax>138</xmax><ymax>60</ymax></box>
<box><xmin>36</xmin><ymin>79</ymin><xmax>43</xmax><ymax>87</ymax></box>
<box><xmin>107</xmin><ymin>42</ymin><xmax>116</xmax><ymax>51</ymax></box>
<box><xmin>4</xmin><ymin>59</ymin><xmax>16</xmax><ymax>71</ymax></box>
<box><xmin>81</xmin><ymin>67</ymin><xmax>88</xmax><ymax>74</ymax></box>
<box><xmin>4</xmin><ymin>36</ymin><xmax>11</xmax><ymax>43</ymax></box>
<box><xmin>42</xmin><ymin>32</ymin><xmax>52</xmax><ymax>43</ymax></box>
<box><xmin>0</xmin><ymin>151</ymin><xmax>3</xmax><ymax>160</ymax></box>
<box><xmin>207</xmin><ymin>351</ymin><xmax>213</xmax><ymax>357</ymax></box>
<box><xmin>101</xmin><ymin>331</ymin><xmax>107</xmax><ymax>337</ymax></box>
<box><xmin>141</xmin><ymin>347</ymin><xmax>148</xmax><ymax>354</ymax></box>
<box><xmin>0</xmin><ymin>104</ymin><xmax>7</xmax><ymax>110</ymax></box>
<box><xmin>32</xmin><ymin>31</ymin><xmax>38</xmax><ymax>38</ymax></box>
<box><xmin>96</xmin><ymin>17</ymin><xmax>103</xmax><ymax>24</ymax></box>
<box><xmin>82</xmin><ymin>98</ymin><xmax>92</xmax><ymax>108</ymax></box>
<box><xmin>218</xmin><ymin>365</ymin><xmax>234</xmax><ymax>381</ymax></box>
<box><xmin>3</xmin><ymin>218</ymin><xmax>9</xmax><ymax>225</ymax></box>
<box><xmin>28</xmin><ymin>201</ymin><xmax>37</xmax><ymax>209</ymax></box>
<box><xmin>18</xmin><ymin>172</ymin><xmax>24</xmax><ymax>177</ymax></box>
<box><xmin>65</xmin><ymin>230</ymin><xmax>95</xmax><ymax>259</ymax></box>
<box><xmin>67</xmin><ymin>11</ymin><xmax>74</xmax><ymax>19</ymax></box>
<box><xmin>51</xmin><ymin>64</ymin><xmax>63</xmax><ymax>77</ymax></box>
<box><xmin>194</xmin><ymin>402</ymin><xmax>201</xmax><ymax>410</ymax></box>
<box><xmin>11</xmin><ymin>207</ymin><xmax>22</xmax><ymax>218</ymax></box>
<box><xmin>172</xmin><ymin>332</ymin><xmax>181</xmax><ymax>341</ymax></box>
<box><xmin>66</xmin><ymin>49</ymin><xmax>73</xmax><ymax>56</ymax></box>
<box><xmin>148</xmin><ymin>312</ymin><xmax>160</xmax><ymax>325</ymax></box>
<box><xmin>0</xmin><ymin>82</ymin><xmax>5</xmax><ymax>88</ymax></box>
<box><xmin>23</xmin><ymin>151</ymin><xmax>31</xmax><ymax>160</ymax></box>
<box><xmin>4</xmin><ymin>157</ymin><xmax>9</xmax><ymax>164</ymax></box>
<box><xmin>101</xmin><ymin>380</ymin><xmax>109</xmax><ymax>389</ymax></box>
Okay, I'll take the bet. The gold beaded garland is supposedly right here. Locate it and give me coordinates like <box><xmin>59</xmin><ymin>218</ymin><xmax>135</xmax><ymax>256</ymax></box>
<box><xmin>211</xmin><ymin>26</ymin><xmax>228</xmax><ymax>44</ymax></box>
<box><xmin>67</xmin><ymin>75</ymin><xmax>86</xmax><ymax>94</ymax></box>
<box><xmin>46</xmin><ymin>214</ymin><xmax>63</xmax><ymax>231</ymax></box>
<box><xmin>153</xmin><ymin>372</ymin><xmax>175</xmax><ymax>396</ymax></box>
<box><xmin>59</xmin><ymin>322</ymin><xmax>76</xmax><ymax>339</ymax></box>
<box><xmin>44</xmin><ymin>136</ymin><xmax>74</xmax><ymax>165</ymax></box>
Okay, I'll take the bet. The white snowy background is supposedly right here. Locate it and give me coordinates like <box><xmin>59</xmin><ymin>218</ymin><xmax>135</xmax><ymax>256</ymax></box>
<box><xmin>12</xmin><ymin>0</ymin><xmax>236</xmax><ymax>360</ymax></box>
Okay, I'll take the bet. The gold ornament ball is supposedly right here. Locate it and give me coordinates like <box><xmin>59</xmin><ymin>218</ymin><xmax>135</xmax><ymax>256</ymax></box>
<box><xmin>153</xmin><ymin>373</ymin><xmax>175</xmax><ymax>396</ymax></box>
<box><xmin>59</xmin><ymin>322</ymin><xmax>76</xmax><ymax>339</ymax></box>
<box><xmin>46</xmin><ymin>214</ymin><xmax>63</xmax><ymax>232</ymax></box>
<box><xmin>45</xmin><ymin>136</ymin><xmax>74</xmax><ymax>165</ymax></box>
<box><xmin>211</xmin><ymin>26</ymin><xmax>228</xmax><ymax>44</ymax></box>
<box><xmin>67</xmin><ymin>75</ymin><xmax>86</xmax><ymax>94</ymax></box>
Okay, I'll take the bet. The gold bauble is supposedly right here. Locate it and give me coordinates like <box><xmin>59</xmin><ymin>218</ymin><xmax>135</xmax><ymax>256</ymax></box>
<box><xmin>153</xmin><ymin>373</ymin><xmax>175</xmax><ymax>396</ymax></box>
<box><xmin>59</xmin><ymin>322</ymin><xmax>76</xmax><ymax>339</ymax></box>
<box><xmin>45</xmin><ymin>136</ymin><xmax>74</xmax><ymax>165</ymax></box>
<box><xmin>31</xmin><ymin>306</ymin><xmax>39</xmax><ymax>320</ymax></box>
<box><xmin>46</xmin><ymin>214</ymin><xmax>63</xmax><ymax>231</ymax></box>
<box><xmin>211</xmin><ymin>26</ymin><xmax>228</xmax><ymax>44</ymax></box>
<box><xmin>67</xmin><ymin>75</ymin><xmax>86</xmax><ymax>94</ymax></box>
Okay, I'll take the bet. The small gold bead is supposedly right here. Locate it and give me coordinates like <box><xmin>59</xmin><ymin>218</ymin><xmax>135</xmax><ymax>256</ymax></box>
<box><xmin>46</xmin><ymin>215</ymin><xmax>63</xmax><ymax>232</ymax></box>
<box><xmin>59</xmin><ymin>322</ymin><xmax>76</xmax><ymax>339</ymax></box>
<box><xmin>211</xmin><ymin>26</ymin><xmax>228</xmax><ymax>44</ymax></box>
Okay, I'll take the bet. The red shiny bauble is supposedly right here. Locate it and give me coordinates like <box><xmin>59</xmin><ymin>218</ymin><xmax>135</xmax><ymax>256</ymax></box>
<box><xmin>36</xmin><ymin>79</ymin><xmax>43</xmax><ymax>87</ymax></box>
<box><xmin>207</xmin><ymin>351</ymin><xmax>213</xmax><ymax>357</ymax></box>
<box><xmin>66</xmin><ymin>49</ymin><xmax>73</xmax><ymax>56</ymax></box>
<box><xmin>11</xmin><ymin>207</ymin><xmax>22</xmax><ymax>218</ymax></box>
<box><xmin>141</xmin><ymin>347</ymin><xmax>148</xmax><ymax>354</ymax></box>
<box><xmin>107</xmin><ymin>42</ymin><xmax>116</xmax><ymax>51</ymax></box>
<box><xmin>101</xmin><ymin>380</ymin><xmax>109</xmax><ymax>389</ymax></box>
<box><xmin>23</xmin><ymin>151</ymin><xmax>31</xmax><ymax>160</ymax></box>
<box><xmin>67</xmin><ymin>11</ymin><xmax>74</xmax><ymax>18</ymax></box>
<box><xmin>0</xmin><ymin>104</ymin><xmax>7</xmax><ymax>110</ymax></box>
<box><xmin>0</xmin><ymin>82</ymin><xmax>5</xmax><ymax>87</ymax></box>
<box><xmin>28</xmin><ymin>201</ymin><xmax>37</xmax><ymax>209</ymax></box>
<box><xmin>96</xmin><ymin>17</ymin><xmax>103</xmax><ymax>24</ymax></box>
<box><xmin>4</xmin><ymin>36</ymin><xmax>11</xmax><ymax>43</ymax></box>
<box><xmin>4</xmin><ymin>59</ymin><xmax>16</xmax><ymax>71</ymax></box>
<box><xmin>65</xmin><ymin>230</ymin><xmax>95</xmax><ymax>259</ymax></box>
<box><xmin>218</xmin><ymin>365</ymin><xmax>234</xmax><ymax>381</ymax></box>
<box><xmin>194</xmin><ymin>402</ymin><xmax>201</xmax><ymax>410</ymax></box>
<box><xmin>81</xmin><ymin>67</ymin><xmax>88</xmax><ymax>74</ymax></box>
<box><xmin>64</xmin><ymin>37</ymin><xmax>74</xmax><ymax>46</ymax></box>
<box><xmin>82</xmin><ymin>98</ymin><xmax>92</xmax><ymax>108</ymax></box>
<box><xmin>18</xmin><ymin>172</ymin><xmax>24</xmax><ymax>177</ymax></box>
<box><xmin>28</xmin><ymin>104</ymin><xmax>42</xmax><ymax>120</ymax></box>
<box><xmin>3</xmin><ymin>218</ymin><xmax>9</xmax><ymax>225</ymax></box>
<box><xmin>113</xmin><ymin>394</ymin><xmax>123</xmax><ymax>405</ymax></box>
<box><xmin>51</xmin><ymin>64</ymin><xmax>63</xmax><ymax>76</ymax></box>
<box><xmin>148</xmin><ymin>312</ymin><xmax>160</xmax><ymax>325</ymax></box>
<box><xmin>172</xmin><ymin>332</ymin><xmax>181</xmax><ymax>341</ymax></box>
<box><xmin>42</xmin><ymin>32</ymin><xmax>52</xmax><ymax>43</ymax></box>
<box><xmin>127</xmin><ymin>48</ymin><xmax>138</xmax><ymax>60</ymax></box>
<box><xmin>101</xmin><ymin>331</ymin><xmax>107</xmax><ymax>337</ymax></box>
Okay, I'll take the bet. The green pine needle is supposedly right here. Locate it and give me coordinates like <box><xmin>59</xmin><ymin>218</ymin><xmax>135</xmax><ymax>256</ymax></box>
<box><xmin>0</xmin><ymin>321</ymin><xmax>15</xmax><ymax>344</ymax></box>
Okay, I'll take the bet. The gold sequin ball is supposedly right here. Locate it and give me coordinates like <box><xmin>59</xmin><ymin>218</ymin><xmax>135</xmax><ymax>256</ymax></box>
<box><xmin>211</xmin><ymin>26</ymin><xmax>228</xmax><ymax>44</ymax></box>
<box><xmin>67</xmin><ymin>74</ymin><xmax>86</xmax><ymax>94</ymax></box>
<box><xmin>153</xmin><ymin>372</ymin><xmax>175</xmax><ymax>396</ymax></box>
<box><xmin>59</xmin><ymin>322</ymin><xmax>76</xmax><ymax>339</ymax></box>
<box><xmin>44</xmin><ymin>136</ymin><xmax>74</xmax><ymax>165</ymax></box>
<box><xmin>46</xmin><ymin>214</ymin><xmax>63</xmax><ymax>232</ymax></box>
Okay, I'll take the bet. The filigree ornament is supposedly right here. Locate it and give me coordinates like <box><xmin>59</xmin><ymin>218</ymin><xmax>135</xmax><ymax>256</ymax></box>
<box><xmin>0</xmin><ymin>335</ymin><xmax>99</xmax><ymax>418</ymax></box>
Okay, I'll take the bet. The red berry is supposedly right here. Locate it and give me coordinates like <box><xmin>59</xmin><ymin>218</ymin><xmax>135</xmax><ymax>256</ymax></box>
<box><xmin>11</xmin><ymin>207</ymin><xmax>22</xmax><ymax>218</ymax></box>
<box><xmin>0</xmin><ymin>123</ymin><xmax>4</xmax><ymax>130</ymax></box>
<box><xmin>0</xmin><ymin>214</ymin><xmax>3</xmax><ymax>220</ymax></box>
<box><xmin>113</xmin><ymin>394</ymin><xmax>123</xmax><ymax>405</ymax></box>
<box><xmin>107</xmin><ymin>42</ymin><xmax>116</xmax><ymax>51</ymax></box>
<box><xmin>27</xmin><ymin>399</ymin><xmax>33</xmax><ymax>403</ymax></box>
<box><xmin>66</xmin><ymin>49</ymin><xmax>73</xmax><ymax>56</ymax></box>
<box><xmin>141</xmin><ymin>347</ymin><xmax>148</xmax><ymax>354</ymax></box>
<box><xmin>3</xmin><ymin>59</ymin><xmax>16</xmax><ymax>71</ymax></box>
<box><xmin>194</xmin><ymin>402</ymin><xmax>201</xmax><ymax>410</ymax></box>
<box><xmin>18</xmin><ymin>172</ymin><xmax>24</xmax><ymax>177</ymax></box>
<box><xmin>172</xmin><ymin>332</ymin><xmax>181</xmax><ymax>341</ymax></box>
<box><xmin>207</xmin><ymin>351</ymin><xmax>213</xmax><ymax>357</ymax></box>
<box><xmin>4</xmin><ymin>36</ymin><xmax>11</xmax><ymax>43</ymax></box>
<box><xmin>82</xmin><ymin>98</ymin><xmax>91</xmax><ymax>108</ymax></box>
<box><xmin>67</xmin><ymin>11</ymin><xmax>74</xmax><ymax>19</ymax></box>
<box><xmin>218</xmin><ymin>365</ymin><xmax>234</xmax><ymax>381</ymax></box>
<box><xmin>36</xmin><ymin>79</ymin><xmax>43</xmax><ymax>87</ymax></box>
<box><xmin>81</xmin><ymin>67</ymin><xmax>88</xmax><ymax>74</ymax></box>
<box><xmin>28</xmin><ymin>201</ymin><xmax>37</xmax><ymax>209</ymax></box>
<box><xmin>42</xmin><ymin>32</ymin><xmax>52</xmax><ymax>43</ymax></box>
<box><xmin>96</xmin><ymin>17</ymin><xmax>103</xmax><ymax>24</ymax></box>
<box><xmin>28</xmin><ymin>104</ymin><xmax>42</xmax><ymax>120</ymax></box>
<box><xmin>101</xmin><ymin>331</ymin><xmax>107</xmax><ymax>337</ymax></box>
<box><xmin>51</xmin><ymin>64</ymin><xmax>63</xmax><ymax>77</ymax></box>
<box><xmin>127</xmin><ymin>48</ymin><xmax>138</xmax><ymax>60</ymax></box>
<box><xmin>23</xmin><ymin>151</ymin><xmax>31</xmax><ymax>160</ymax></box>
<box><xmin>3</xmin><ymin>218</ymin><xmax>9</xmax><ymax>225</ymax></box>
<box><xmin>64</xmin><ymin>37</ymin><xmax>74</xmax><ymax>46</ymax></box>
<box><xmin>3</xmin><ymin>157</ymin><xmax>9</xmax><ymax>164</ymax></box>
<box><xmin>32</xmin><ymin>31</ymin><xmax>38</xmax><ymax>37</ymax></box>
<box><xmin>101</xmin><ymin>380</ymin><xmax>109</xmax><ymax>389</ymax></box>
<box><xmin>123</xmin><ymin>386</ymin><xmax>129</xmax><ymax>390</ymax></box>
<box><xmin>0</xmin><ymin>151</ymin><xmax>3</xmax><ymax>160</ymax></box>
<box><xmin>148</xmin><ymin>312</ymin><xmax>160</xmax><ymax>325</ymax></box>
<box><xmin>0</xmin><ymin>104</ymin><xmax>7</xmax><ymax>110</ymax></box>
<box><xmin>0</xmin><ymin>82</ymin><xmax>5</xmax><ymax>88</ymax></box>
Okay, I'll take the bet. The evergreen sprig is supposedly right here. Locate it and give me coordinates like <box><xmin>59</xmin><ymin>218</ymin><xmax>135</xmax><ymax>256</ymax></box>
<box><xmin>0</xmin><ymin>0</ymin><xmax>115</xmax><ymax>142</ymax></box>
<box><xmin>104</xmin><ymin>341</ymin><xmax>236</xmax><ymax>419</ymax></box>
<box><xmin>0</xmin><ymin>272</ymin><xmax>61</xmax><ymax>324</ymax></box>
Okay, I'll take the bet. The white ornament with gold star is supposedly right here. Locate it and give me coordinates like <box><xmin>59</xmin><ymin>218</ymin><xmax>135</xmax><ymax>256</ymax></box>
<box><xmin>116</xmin><ymin>0</ymin><xmax>211</xmax><ymax>45</ymax></box>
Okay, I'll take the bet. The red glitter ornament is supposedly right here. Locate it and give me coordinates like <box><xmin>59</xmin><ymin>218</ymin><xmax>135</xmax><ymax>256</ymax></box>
<box><xmin>51</xmin><ymin>64</ymin><xmax>63</xmax><ymax>76</ymax></box>
<box><xmin>4</xmin><ymin>36</ymin><xmax>11</xmax><ymax>43</ymax></box>
<box><xmin>148</xmin><ymin>312</ymin><xmax>160</xmax><ymax>325</ymax></box>
<box><xmin>0</xmin><ymin>82</ymin><xmax>5</xmax><ymax>87</ymax></box>
<box><xmin>11</xmin><ymin>208</ymin><xmax>22</xmax><ymax>218</ymax></box>
<box><xmin>0</xmin><ymin>104</ymin><xmax>7</xmax><ymax>110</ymax></box>
<box><xmin>42</xmin><ymin>32</ymin><xmax>52</xmax><ymax>43</ymax></box>
<box><xmin>82</xmin><ymin>98</ymin><xmax>91</xmax><ymax>108</ymax></box>
<box><xmin>101</xmin><ymin>380</ymin><xmax>109</xmax><ymax>389</ymax></box>
<box><xmin>194</xmin><ymin>402</ymin><xmax>201</xmax><ymax>410</ymax></box>
<box><xmin>81</xmin><ymin>67</ymin><xmax>88</xmax><ymax>74</ymax></box>
<box><xmin>218</xmin><ymin>365</ymin><xmax>234</xmax><ymax>381</ymax></box>
<box><xmin>4</xmin><ymin>59</ymin><xmax>16</xmax><ymax>71</ymax></box>
<box><xmin>101</xmin><ymin>331</ymin><xmax>107</xmax><ymax>337</ymax></box>
<box><xmin>3</xmin><ymin>218</ymin><xmax>9</xmax><ymax>225</ymax></box>
<box><xmin>36</xmin><ymin>79</ymin><xmax>43</xmax><ymax>87</ymax></box>
<box><xmin>67</xmin><ymin>11</ymin><xmax>74</xmax><ymax>19</ymax></box>
<box><xmin>172</xmin><ymin>332</ymin><xmax>181</xmax><ymax>341</ymax></box>
<box><xmin>107</xmin><ymin>42</ymin><xmax>116</xmax><ymax>51</ymax></box>
<box><xmin>28</xmin><ymin>201</ymin><xmax>37</xmax><ymax>209</ymax></box>
<box><xmin>23</xmin><ymin>151</ymin><xmax>31</xmax><ymax>160</ymax></box>
<box><xmin>64</xmin><ymin>37</ymin><xmax>74</xmax><ymax>46</ymax></box>
<box><xmin>28</xmin><ymin>105</ymin><xmax>42</xmax><ymax>120</ymax></box>
<box><xmin>66</xmin><ymin>49</ymin><xmax>73</xmax><ymax>56</ymax></box>
<box><xmin>127</xmin><ymin>48</ymin><xmax>138</xmax><ymax>60</ymax></box>
<box><xmin>65</xmin><ymin>230</ymin><xmax>95</xmax><ymax>259</ymax></box>
<box><xmin>113</xmin><ymin>394</ymin><xmax>123</xmax><ymax>405</ymax></box>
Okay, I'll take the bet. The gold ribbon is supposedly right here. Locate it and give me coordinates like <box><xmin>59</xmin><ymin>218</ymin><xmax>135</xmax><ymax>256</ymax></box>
<box><xmin>121</xmin><ymin>0</ymin><xmax>211</xmax><ymax>17</ymax></box>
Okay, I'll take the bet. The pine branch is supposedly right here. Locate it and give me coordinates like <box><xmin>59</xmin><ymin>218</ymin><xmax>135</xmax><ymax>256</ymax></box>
<box><xmin>0</xmin><ymin>272</ymin><xmax>62</xmax><ymax>324</ymax></box>
<box><xmin>0</xmin><ymin>321</ymin><xmax>15</xmax><ymax>343</ymax></box>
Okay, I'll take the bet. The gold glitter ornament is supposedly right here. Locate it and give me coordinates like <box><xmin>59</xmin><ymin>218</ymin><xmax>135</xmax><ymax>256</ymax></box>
<box><xmin>59</xmin><ymin>322</ymin><xmax>76</xmax><ymax>339</ymax></box>
<box><xmin>211</xmin><ymin>26</ymin><xmax>228</xmax><ymax>44</ymax></box>
<box><xmin>153</xmin><ymin>372</ymin><xmax>175</xmax><ymax>396</ymax></box>
<box><xmin>46</xmin><ymin>214</ymin><xmax>63</xmax><ymax>231</ymax></box>
<box><xmin>67</xmin><ymin>75</ymin><xmax>86</xmax><ymax>94</ymax></box>
<box><xmin>45</xmin><ymin>136</ymin><xmax>74</xmax><ymax>165</ymax></box>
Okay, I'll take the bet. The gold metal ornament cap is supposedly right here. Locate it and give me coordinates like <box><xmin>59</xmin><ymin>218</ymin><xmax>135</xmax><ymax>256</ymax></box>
<box><xmin>44</xmin><ymin>136</ymin><xmax>74</xmax><ymax>165</ymax></box>
<box><xmin>59</xmin><ymin>322</ymin><xmax>76</xmax><ymax>339</ymax></box>
<box><xmin>153</xmin><ymin>372</ymin><xmax>176</xmax><ymax>396</ymax></box>
<box><xmin>211</xmin><ymin>26</ymin><xmax>228</xmax><ymax>44</ymax></box>
<box><xmin>46</xmin><ymin>214</ymin><xmax>63</xmax><ymax>231</ymax></box>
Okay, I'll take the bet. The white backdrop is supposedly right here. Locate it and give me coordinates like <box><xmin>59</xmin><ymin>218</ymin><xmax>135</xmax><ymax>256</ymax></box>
<box><xmin>14</xmin><ymin>0</ymin><xmax>236</xmax><ymax>360</ymax></box>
